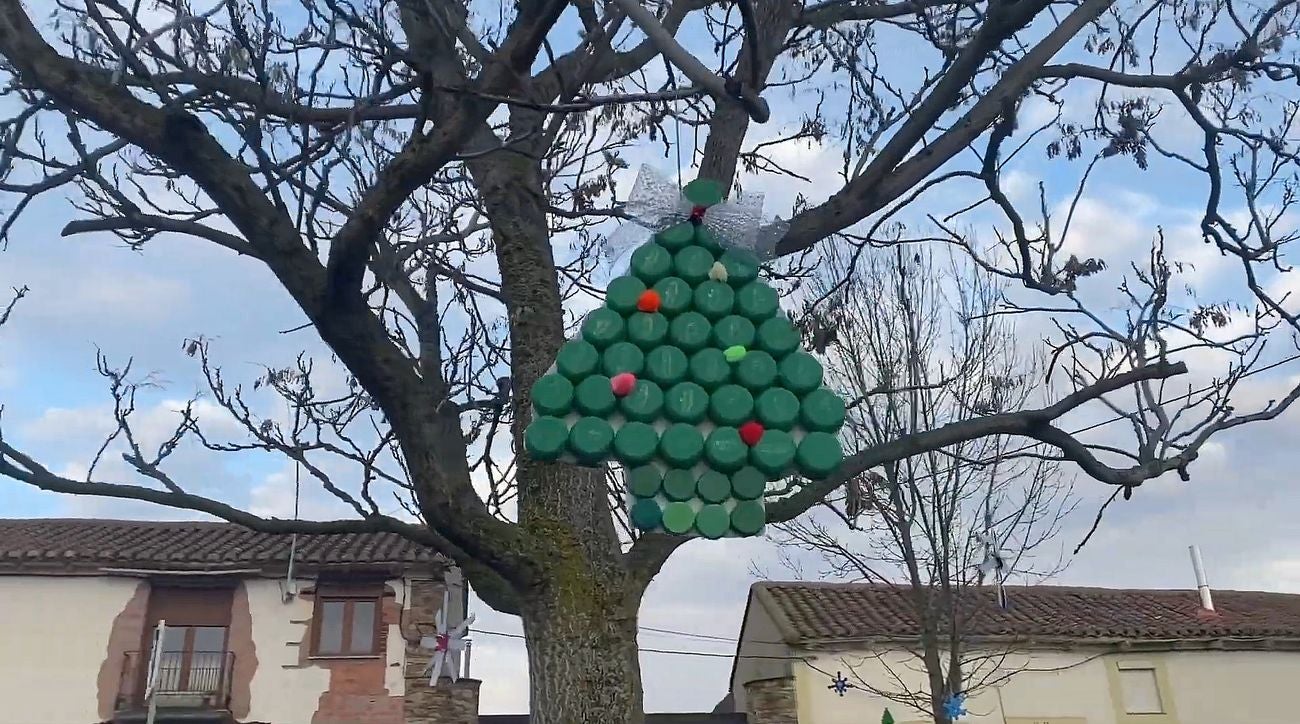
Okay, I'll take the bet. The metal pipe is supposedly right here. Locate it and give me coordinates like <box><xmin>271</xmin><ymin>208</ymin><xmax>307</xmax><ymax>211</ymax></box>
<box><xmin>1189</xmin><ymin>545</ymin><xmax>1215</xmax><ymax>611</ymax></box>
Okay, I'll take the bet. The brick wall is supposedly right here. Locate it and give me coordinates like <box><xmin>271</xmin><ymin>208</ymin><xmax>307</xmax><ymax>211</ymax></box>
<box><xmin>744</xmin><ymin>676</ymin><xmax>798</xmax><ymax>724</ymax></box>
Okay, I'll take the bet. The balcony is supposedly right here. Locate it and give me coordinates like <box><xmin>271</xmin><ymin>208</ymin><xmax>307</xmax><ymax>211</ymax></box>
<box><xmin>114</xmin><ymin>650</ymin><xmax>236</xmax><ymax>724</ymax></box>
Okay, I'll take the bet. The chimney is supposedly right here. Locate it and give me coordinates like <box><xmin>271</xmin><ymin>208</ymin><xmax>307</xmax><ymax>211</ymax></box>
<box><xmin>1189</xmin><ymin>545</ymin><xmax>1215</xmax><ymax>612</ymax></box>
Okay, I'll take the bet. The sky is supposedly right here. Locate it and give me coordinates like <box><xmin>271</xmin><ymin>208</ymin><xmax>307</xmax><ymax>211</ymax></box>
<box><xmin>3</xmin><ymin>0</ymin><xmax>1300</xmax><ymax>717</ymax></box>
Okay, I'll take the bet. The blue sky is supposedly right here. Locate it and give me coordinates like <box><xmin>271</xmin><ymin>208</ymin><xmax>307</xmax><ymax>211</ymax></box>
<box><xmin>4</xmin><ymin>0</ymin><xmax>1300</xmax><ymax>715</ymax></box>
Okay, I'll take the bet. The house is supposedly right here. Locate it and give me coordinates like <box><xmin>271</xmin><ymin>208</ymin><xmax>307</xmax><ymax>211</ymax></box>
<box><xmin>729</xmin><ymin>581</ymin><xmax>1300</xmax><ymax>724</ymax></box>
<box><xmin>0</xmin><ymin>518</ymin><xmax>482</xmax><ymax>724</ymax></box>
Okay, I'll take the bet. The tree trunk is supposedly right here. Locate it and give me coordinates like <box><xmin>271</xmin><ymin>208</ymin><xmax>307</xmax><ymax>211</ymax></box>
<box><xmin>520</xmin><ymin>583</ymin><xmax>644</xmax><ymax>724</ymax></box>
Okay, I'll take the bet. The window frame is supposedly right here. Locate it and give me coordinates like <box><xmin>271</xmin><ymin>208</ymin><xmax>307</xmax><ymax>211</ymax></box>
<box><xmin>310</xmin><ymin>584</ymin><xmax>384</xmax><ymax>658</ymax></box>
<box><xmin>1106</xmin><ymin>657</ymin><xmax>1178</xmax><ymax>723</ymax></box>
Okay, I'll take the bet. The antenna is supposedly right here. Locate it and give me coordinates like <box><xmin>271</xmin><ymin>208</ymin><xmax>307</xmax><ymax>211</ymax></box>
<box><xmin>281</xmin><ymin>460</ymin><xmax>302</xmax><ymax>602</ymax></box>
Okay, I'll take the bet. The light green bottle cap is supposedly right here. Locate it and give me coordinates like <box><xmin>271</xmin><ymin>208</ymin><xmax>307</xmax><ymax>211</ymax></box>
<box><xmin>662</xmin><ymin>502</ymin><xmax>697</xmax><ymax>535</ymax></box>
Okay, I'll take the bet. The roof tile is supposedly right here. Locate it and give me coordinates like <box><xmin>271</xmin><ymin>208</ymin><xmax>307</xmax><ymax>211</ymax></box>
<box><xmin>0</xmin><ymin>518</ymin><xmax>443</xmax><ymax>573</ymax></box>
<box><xmin>756</xmin><ymin>582</ymin><xmax>1300</xmax><ymax>644</ymax></box>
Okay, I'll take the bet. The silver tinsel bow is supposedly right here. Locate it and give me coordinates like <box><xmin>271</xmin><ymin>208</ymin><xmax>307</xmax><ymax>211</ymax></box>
<box><xmin>605</xmin><ymin>165</ymin><xmax>789</xmax><ymax>267</ymax></box>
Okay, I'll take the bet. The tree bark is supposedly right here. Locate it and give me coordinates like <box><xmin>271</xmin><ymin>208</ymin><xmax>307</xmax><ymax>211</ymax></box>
<box><xmin>520</xmin><ymin>570</ymin><xmax>644</xmax><ymax>724</ymax></box>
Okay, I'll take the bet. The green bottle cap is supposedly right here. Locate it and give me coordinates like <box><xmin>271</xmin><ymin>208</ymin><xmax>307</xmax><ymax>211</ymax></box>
<box><xmin>730</xmin><ymin>500</ymin><xmax>766</xmax><ymax>535</ymax></box>
<box><xmin>694</xmin><ymin>504</ymin><xmax>731</xmax><ymax>539</ymax></box>
<box><xmin>568</xmin><ymin>416</ymin><xmax>614</xmax><ymax>463</ymax></box>
<box><xmin>736</xmin><ymin>282</ymin><xmax>779</xmax><ymax>322</ymax></box>
<box><xmin>683</xmin><ymin>178</ymin><xmax>724</xmax><ymax>207</ymax></box>
<box><xmin>645</xmin><ymin>346</ymin><xmax>689</xmax><ymax>386</ymax></box>
<box><xmin>705</xmin><ymin>427</ymin><xmax>748</xmax><ymax>473</ymax></box>
<box><xmin>627</xmin><ymin>465</ymin><xmax>663</xmax><ymax>498</ymax></box>
<box><xmin>693</xmin><ymin>280</ymin><xmax>735</xmax><ymax>319</ymax></box>
<box><xmin>720</xmin><ymin>248</ymin><xmax>760</xmax><ymax>288</ymax></box>
<box><xmin>664</xmin><ymin>381</ymin><xmax>709</xmax><ymax>423</ymax></box>
<box><xmin>556</xmin><ymin>339</ymin><xmax>600</xmax><ymax>380</ymax></box>
<box><xmin>656</xmin><ymin>222</ymin><xmax>696</xmax><ymax>252</ymax></box>
<box><xmin>659</xmin><ymin>423</ymin><xmax>705</xmax><ymax>467</ymax></box>
<box><xmin>796</xmin><ymin>431</ymin><xmax>844</xmax><ymax>479</ymax></box>
<box><xmin>674</xmin><ymin>246</ymin><xmax>716</xmax><ymax>285</ymax></box>
<box><xmin>574</xmin><ymin>375</ymin><xmax>616</xmax><ymax>416</ymax></box>
<box><xmin>713</xmin><ymin>315</ymin><xmax>756</xmax><ymax>349</ymax></box>
<box><xmin>662</xmin><ymin>502</ymin><xmax>697</xmax><ymax>535</ymax></box>
<box><xmin>601</xmin><ymin>341</ymin><xmax>645</xmax><ymax>376</ymax></box>
<box><xmin>801</xmin><ymin>387</ymin><xmax>846</xmax><ymax>432</ymax></box>
<box><xmin>630</xmin><ymin>498</ymin><xmax>663</xmax><ymax>531</ymax></box>
<box><xmin>730</xmin><ymin>467</ymin><xmax>767</xmax><ymax>500</ymax></box>
<box><xmin>750</xmin><ymin>429</ymin><xmax>796</xmax><ymax>478</ymax></box>
<box><xmin>779</xmin><ymin>352</ymin><xmax>824</xmax><ymax>394</ymax></box>
<box><xmin>754</xmin><ymin>388</ymin><xmax>800</xmax><ymax>431</ymax></box>
<box><xmin>694</xmin><ymin>225</ymin><xmax>723</xmax><ymax>256</ymax></box>
<box><xmin>619</xmin><ymin>379</ymin><xmax>664</xmax><ymax>422</ymax></box>
<box><xmin>696</xmin><ymin>470</ymin><xmax>731</xmax><ymax>504</ymax></box>
<box><xmin>605</xmin><ymin>276</ymin><xmax>647</xmax><ymax>315</ymax></box>
<box><xmin>582</xmin><ymin>308</ymin><xmax>625</xmax><ymax>349</ymax></box>
<box><xmin>756</xmin><ymin>317</ymin><xmax>801</xmax><ymax>359</ymax></box>
<box><xmin>670</xmin><ymin>311</ymin><xmax>712</xmax><ymax>352</ymax></box>
<box><xmin>689</xmin><ymin>348</ymin><xmax>731</xmax><ymax>390</ymax></box>
<box><xmin>525</xmin><ymin>416</ymin><xmax>570</xmax><ymax>460</ymax></box>
<box><xmin>631</xmin><ymin>243</ymin><xmax>673</xmax><ymax>283</ymax></box>
<box><xmin>709</xmin><ymin>384</ymin><xmax>755</xmax><ymax>427</ymax></box>
<box><xmin>614</xmin><ymin>422</ymin><xmax>660</xmax><ymax>466</ymax></box>
<box><xmin>735</xmin><ymin>350</ymin><xmax>778</xmax><ymax>390</ymax></box>
<box><xmin>627</xmin><ymin>312</ymin><xmax>669</xmax><ymax>349</ymax></box>
<box><xmin>662</xmin><ymin>468</ymin><xmax>697</xmax><ymax>502</ymax></box>
<box><xmin>530</xmin><ymin>374</ymin><xmax>574</xmax><ymax>417</ymax></box>
<box><xmin>653</xmin><ymin>276</ymin><xmax>693</xmax><ymax>316</ymax></box>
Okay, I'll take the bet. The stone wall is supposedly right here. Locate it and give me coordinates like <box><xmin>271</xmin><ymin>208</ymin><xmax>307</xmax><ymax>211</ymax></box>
<box><xmin>744</xmin><ymin>676</ymin><xmax>797</xmax><ymax>724</ymax></box>
<box><xmin>402</xmin><ymin>579</ymin><xmax>480</xmax><ymax>723</ymax></box>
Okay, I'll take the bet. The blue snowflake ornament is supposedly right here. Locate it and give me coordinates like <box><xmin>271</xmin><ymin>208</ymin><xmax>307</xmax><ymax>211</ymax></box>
<box><xmin>943</xmin><ymin>691</ymin><xmax>968</xmax><ymax>720</ymax></box>
<box><xmin>827</xmin><ymin>671</ymin><xmax>854</xmax><ymax>696</ymax></box>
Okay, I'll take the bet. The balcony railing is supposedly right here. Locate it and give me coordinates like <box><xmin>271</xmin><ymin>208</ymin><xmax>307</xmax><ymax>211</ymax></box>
<box><xmin>116</xmin><ymin>650</ymin><xmax>235</xmax><ymax>711</ymax></box>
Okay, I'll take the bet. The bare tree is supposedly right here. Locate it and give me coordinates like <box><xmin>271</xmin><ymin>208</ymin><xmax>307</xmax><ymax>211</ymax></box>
<box><xmin>773</xmin><ymin>245</ymin><xmax>1074</xmax><ymax>723</ymax></box>
<box><xmin>0</xmin><ymin>0</ymin><xmax>1298</xmax><ymax>721</ymax></box>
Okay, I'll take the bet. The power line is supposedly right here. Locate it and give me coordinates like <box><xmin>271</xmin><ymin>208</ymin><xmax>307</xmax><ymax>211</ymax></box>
<box><xmin>470</xmin><ymin>627</ymin><xmax>798</xmax><ymax>660</ymax></box>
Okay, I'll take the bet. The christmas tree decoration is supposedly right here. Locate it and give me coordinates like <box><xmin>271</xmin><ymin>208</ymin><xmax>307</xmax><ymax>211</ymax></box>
<box><xmin>881</xmin><ymin>709</ymin><xmax>895</xmax><ymax>724</ymax></box>
<box><xmin>943</xmin><ymin>691</ymin><xmax>968</xmax><ymax>720</ymax></box>
<box><xmin>827</xmin><ymin>671</ymin><xmax>855</xmax><ymax>696</ymax></box>
<box><xmin>523</xmin><ymin>166</ymin><xmax>848</xmax><ymax>539</ymax></box>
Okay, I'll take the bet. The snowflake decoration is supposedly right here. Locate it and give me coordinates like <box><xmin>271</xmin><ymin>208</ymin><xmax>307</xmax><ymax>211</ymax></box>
<box><xmin>827</xmin><ymin>671</ymin><xmax>854</xmax><ymax>696</ymax></box>
<box><xmin>943</xmin><ymin>691</ymin><xmax>968</xmax><ymax>720</ymax></box>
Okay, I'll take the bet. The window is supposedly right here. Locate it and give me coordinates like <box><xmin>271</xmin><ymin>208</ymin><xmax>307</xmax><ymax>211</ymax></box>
<box><xmin>1118</xmin><ymin>666</ymin><xmax>1164</xmax><ymax>714</ymax></box>
<box><xmin>312</xmin><ymin>592</ymin><xmax>381</xmax><ymax>656</ymax></box>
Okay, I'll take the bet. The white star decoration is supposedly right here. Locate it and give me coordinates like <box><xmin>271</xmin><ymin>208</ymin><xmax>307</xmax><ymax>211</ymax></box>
<box><xmin>420</xmin><ymin>588</ymin><xmax>475</xmax><ymax>686</ymax></box>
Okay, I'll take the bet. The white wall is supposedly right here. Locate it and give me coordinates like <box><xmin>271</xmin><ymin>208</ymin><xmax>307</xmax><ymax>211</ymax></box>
<box><xmin>792</xmin><ymin>646</ymin><xmax>1300</xmax><ymax>724</ymax></box>
<box><xmin>0</xmin><ymin>575</ymin><xmax>140</xmax><ymax>724</ymax></box>
<box><xmin>243</xmin><ymin>577</ymin><xmax>332</xmax><ymax>724</ymax></box>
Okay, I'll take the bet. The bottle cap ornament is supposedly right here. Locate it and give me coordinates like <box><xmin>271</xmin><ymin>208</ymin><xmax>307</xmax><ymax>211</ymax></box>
<box><xmin>523</xmin><ymin>168</ymin><xmax>847</xmax><ymax>540</ymax></box>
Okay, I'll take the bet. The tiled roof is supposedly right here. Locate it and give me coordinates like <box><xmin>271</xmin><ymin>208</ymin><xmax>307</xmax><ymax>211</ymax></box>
<box><xmin>0</xmin><ymin>518</ymin><xmax>444</xmax><ymax>573</ymax></box>
<box><xmin>755</xmin><ymin>581</ymin><xmax>1300</xmax><ymax>644</ymax></box>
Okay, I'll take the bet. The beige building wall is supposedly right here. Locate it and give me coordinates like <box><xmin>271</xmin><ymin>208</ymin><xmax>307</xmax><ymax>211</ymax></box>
<box><xmin>0</xmin><ymin>575</ymin><xmax>140</xmax><ymax>724</ymax></box>
<box><xmin>790</xmin><ymin>646</ymin><xmax>1300</xmax><ymax>724</ymax></box>
<box><xmin>243</xmin><ymin>576</ymin><xmax>332</xmax><ymax>724</ymax></box>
